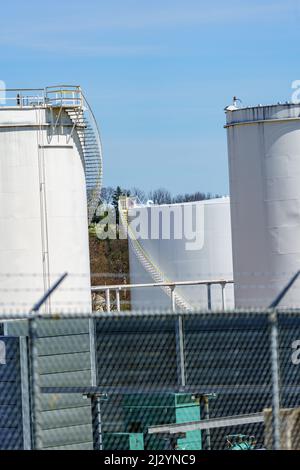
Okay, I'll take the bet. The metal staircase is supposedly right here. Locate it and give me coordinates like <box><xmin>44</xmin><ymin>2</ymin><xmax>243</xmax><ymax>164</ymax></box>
<box><xmin>45</xmin><ymin>86</ymin><xmax>103</xmax><ymax>224</ymax></box>
<box><xmin>65</xmin><ymin>106</ymin><xmax>103</xmax><ymax>224</ymax></box>
<box><xmin>119</xmin><ymin>197</ymin><xmax>192</xmax><ymax>311</ymax></box>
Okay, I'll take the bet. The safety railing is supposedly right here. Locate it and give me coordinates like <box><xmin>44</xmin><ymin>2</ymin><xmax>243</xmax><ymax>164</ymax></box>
<box><xmin>0</xmin><ymin>88</ymin><xmax>44</xmax><ymax>107</ymax></box>
<box><xmin>0</xmin><ymin>85</ymin><xmax>102</xmax><ymax>224</ymax></box>
<box><xmin>91</xmin><ymin>279</ymin><xmax>234</xmax><ymax>312</ymax></box>
<box><xmin>45</xmin><ymin>85</ymin><xmax>83</xmax><ymax>107</ymax></box>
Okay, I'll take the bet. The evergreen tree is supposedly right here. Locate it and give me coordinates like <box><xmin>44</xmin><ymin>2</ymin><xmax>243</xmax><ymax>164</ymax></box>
<box><xmin>112</xmin><ymin>186</ymin><xmax>123</xmax><ymax>226</ymax></box>
<box><xmin>112</xmin><ymin>186</ymin><xmax>130</xmax><ymax>227</ymax></box>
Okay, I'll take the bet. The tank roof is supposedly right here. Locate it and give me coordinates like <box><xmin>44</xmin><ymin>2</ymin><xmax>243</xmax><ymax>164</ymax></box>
<box><xmin>225</xmin><ymin>102</ymin><xmax>300</xmax><ymax>127</ymax></box>
<box><xmin>131</xmin><ymin>196</ymin><xmax>230</xmax><ymax>210</ymax></box>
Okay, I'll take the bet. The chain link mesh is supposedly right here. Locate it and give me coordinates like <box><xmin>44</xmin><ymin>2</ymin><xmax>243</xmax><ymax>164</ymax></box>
<box><xmin>1</xmin><ymin>310</ymin><xmax>300</xmax><ymax>450</ymax></box>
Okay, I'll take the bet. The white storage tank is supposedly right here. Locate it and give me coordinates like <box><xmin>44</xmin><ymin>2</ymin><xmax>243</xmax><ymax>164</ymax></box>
<box><xmin>0</xmin><ymin>87</ymin><xmax>102</xmax><ymax>312</ymax></box>
<box><xmin>0</xmin><ymin>87</ymin><xmax>103</xmax><ymax>450</ymax></box>
<box><xmin>226</xmin><ymin>103</ymin><xmax>300</xmax><ymax>307</ymax></box>
<box><xmin>127</xmin><ymin>197</ymin><xmax>234</xmax><ymax>310</ymax></box>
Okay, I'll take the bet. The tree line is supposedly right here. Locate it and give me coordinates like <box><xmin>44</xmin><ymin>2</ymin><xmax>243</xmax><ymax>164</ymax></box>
<box><xmin>92</xmin><ymin>186</ymin><xmax>222</xmax><ymax>226</ymax></box>
<box><xmin>100</xmin><ymin>186</ymin><xmax>222</xmax><ymax>207</ymax></box>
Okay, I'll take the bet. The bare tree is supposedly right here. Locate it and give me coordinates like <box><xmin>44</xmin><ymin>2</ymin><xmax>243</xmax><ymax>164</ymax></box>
<box><xmin>131</xmin><ymin>187</ymin><xmax>146</xmax><ymax>203</ymax></box>
<box><xmin>98</xmin><ymin>186</ymin><xmax>222</xmax><ymax>210</ymax></box>
<box><xmin>172</xmin><ymin>191</ymin><xmax>221</xmax><ymax>203</ymax></box>
<box><xmin>100</xmin><ymin>186</ymin><xmax>115</xmax><ymax>205</ymax></box>
<box><xmin>148</xmin><ymin>188</ymin><xmax>172</xmax><ymax>205</ymax></box>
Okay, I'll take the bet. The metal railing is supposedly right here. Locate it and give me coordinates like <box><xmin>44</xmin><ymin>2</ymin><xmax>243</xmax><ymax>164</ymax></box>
<box><xmin>45</xmin><ymin>85</ymin><xmax>83</xmax><ymax>107</ymax></box>
<box><xmin>0</xmin><ymin>88</ymin><xmax>44</xmax><ymax>107</ymax></box>
<box><xmin>0</xmin><ymin>85</ymin><xmax>103</xmax><ymax>224</ymax></box>
<box><xmin>91</xmin><ymin>279</ymin><xmax>234</xmax><ymax>312</ymax></box>
<box><xmin>0</xmin><ymin>86</ymin><xmax>83</xmax><ymax>108</ymax></box>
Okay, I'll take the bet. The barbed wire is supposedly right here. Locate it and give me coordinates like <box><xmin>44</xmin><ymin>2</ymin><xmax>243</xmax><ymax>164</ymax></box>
<box><xmin>0</xmin><ymin>270</ymin><xmax>300</xmax><ymax>277</ymax></box>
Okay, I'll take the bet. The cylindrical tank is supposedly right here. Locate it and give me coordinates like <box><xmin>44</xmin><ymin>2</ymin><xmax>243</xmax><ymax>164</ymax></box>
<box><xmin>128</xmin><ymin>197</ymin><xmax>234</xmax><ymax>309</ymax></box>
<box><xmin>226</xmin><ymin>103</ymin><xmax>300</xmax><ymax>307</ymax></box>
<box><xmin>0</xmin><ymin>95</ymin><xmax>91</xmax><ymax>312</ymax></box>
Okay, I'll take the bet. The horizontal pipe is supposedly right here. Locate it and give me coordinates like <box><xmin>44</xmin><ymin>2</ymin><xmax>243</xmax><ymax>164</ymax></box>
<box><xmin>45</xmin><ymin>85</ymin><xmax>81</xmax><ymax>90</ymax></box>
<box><xmin>0</xmin><ymin>124</ymin><xmax>75</xmax><ymax>129</ymax></box>
<box><xmin>0</xmin><ymin>86</ymin><xmax>80</xmax><ymax>92</ymax></box>
<box><xmin>148</xmin><ymin>412</ymin><xmax>264</xmax><ymax>434</ymax></box>
<box><xmin>91</xmin><ymin>279</ymin><xmax>233</xmax><ymax>292</ymax></box>
<box><xmin>0</xmin><ymin>88</ymin><xmax>44</xmax><ymax>92</ymax></box>
<box><xmin>40</xmin><ymin>384</ymin><xmax>274</xmax><ymax>395</ymax></box>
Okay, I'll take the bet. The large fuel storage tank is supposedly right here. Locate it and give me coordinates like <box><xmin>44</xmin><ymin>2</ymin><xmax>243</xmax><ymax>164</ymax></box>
<box><xmin>226</xmin><ymin>103</ymin><xmax>300</xmax><ymax>307</ymax></box>
<box><xmin>127</xmin><ymin>197</ymin><xmax>234</xmax><ymax>310</ymax></box>
<box><xmin>0</xmin><ymin>86</ymin><xmax>102</xmax><ymax>312</ymax></box>
<box><xmin>0</xmin><ymin>87</ymin><xmax>103</xmax><ymax>449</ymax></box>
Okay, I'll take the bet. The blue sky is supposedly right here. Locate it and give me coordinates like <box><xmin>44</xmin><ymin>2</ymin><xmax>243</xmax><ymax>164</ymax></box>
<box><xmin>1</xmin><ymin>0</ymin><xmax>299</xmax><ymax>195</ymax></box>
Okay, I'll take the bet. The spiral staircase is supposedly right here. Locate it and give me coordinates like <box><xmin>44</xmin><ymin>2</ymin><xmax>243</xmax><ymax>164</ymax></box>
<box><xmin>45</xmin><ymin>86</ymin><xmax>103</xmax><ymax>224</ymax></box>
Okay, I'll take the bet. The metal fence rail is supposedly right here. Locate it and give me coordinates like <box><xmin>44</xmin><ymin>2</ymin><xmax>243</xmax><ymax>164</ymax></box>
<box><xmin>91</xmin><ymin>279</ymin><xmax>234</xmax><ymax>312</ymax></box>
<box><xmin>1</xmin><ymin>309</ymin><xmax>300</xmax><ymax>450</ymax></box>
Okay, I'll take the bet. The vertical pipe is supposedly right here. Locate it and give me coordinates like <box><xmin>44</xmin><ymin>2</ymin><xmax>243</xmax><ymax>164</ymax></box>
<box><xmin>105</xmin><ymin>289</ymin><xmax>111</xmax><ymax>312</ymax></box>
<box><xmin>91</xmin><ymin>394</ymin><xmax>103</xmax><ymax>450</ymax></box>
<box><xmin>171</xmin><ymin>286</ymin><xmax>176</xmax><ymax>313</ymax></box>
<box><xmin>221</xmin><ymin>283</ymin><xmax>226</xmax><ymax>310</ymax></box>
<box><xmin>116</xmin><ymin>288</ymin><xmax>121</xmax><ymax>312</ymax></box>
<box><xmin>203</xmin><ymin>397</ymin><xmax>211</xmax><ymax>450</ymax></box>
<box><xmin>270</xmin><ymin>311</ymin><xmax>281</xmax><ymax>450</ymax></box>
<box><xmin>207</xmin><ymin>283</ymin><xmax>212</xmax><ymax>310</ymax></box>
<box><xmin>28</xmin><ymin>317</ymin><xmax>42</xmax><ymax>450</ymax></box>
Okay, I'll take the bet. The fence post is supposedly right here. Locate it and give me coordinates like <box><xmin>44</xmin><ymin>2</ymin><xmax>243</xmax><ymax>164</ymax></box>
<box><xmin>269</xmin><ymin>310</ymin><xmax>281</xmax><ymax>450</ymax></box>
<box><xmin>28</xmin><ymin>316</ymin><xmax>42</xmax><ymax>450</ymax></box>
<box><xmin>91</xmin><ymin>393</ymin><xmax>103</xmax><ymax>450</ymax></box>
<box><xmin>203</xmin><ymin>395</ymin><xmax>211</xmax><ymax>450</ymax></box>
<box><xmin>88</xmin><ymin>317</ymin><xmax>101</xmax><ymax>449</ymax></box>
<box><xmin>175</xmin><ymin>314</ymin><xmax>186</xmax><ymax>389</ymax></box>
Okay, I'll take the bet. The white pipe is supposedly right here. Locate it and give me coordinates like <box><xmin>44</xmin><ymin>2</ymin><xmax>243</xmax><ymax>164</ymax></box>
<box><xmin>170</xmin><ymin>286</ymin><xmax>176</xmax><ymax>313</ymax></box>
<box><xmin>116</xmin><ymin>289</ymin><xmax>121</xmax><ymax>312</ymax></box>
<box><xmin>105</xmin><ymin>289</ymin><xmax>110</xmax><ymax>312</ymax></box>
<box><xmin>221</xmin><ymin>283</ymin><xmax>227</xmax><ymax>310</ymax></box>
<box><xmin>92</xmin><ymin>279</ymin><xmax>233</xmax><ymax>292</ymax></box>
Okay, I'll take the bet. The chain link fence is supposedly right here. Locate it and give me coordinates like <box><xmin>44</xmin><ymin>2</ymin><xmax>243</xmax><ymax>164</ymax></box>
<box><xmin>1</xmin><ymin>310</ymin><xmax>300</xmax><ymax>450</ymax></box>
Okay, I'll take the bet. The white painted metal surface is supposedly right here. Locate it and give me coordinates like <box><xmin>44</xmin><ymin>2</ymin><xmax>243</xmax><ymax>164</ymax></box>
<box><xmin>128</xmin><ymin>198</ymin><xmax>234</xmax><ymax>309</ymax></box>
<box><xmin>0</xmin><ymin>97</ymin><xmax>91</xmax><ymax>312</ymax></box>
<box><xmin>148</xmin><ymin>412</ymin><xmax>264</xmax><ymax>434</ymax></box>
<box><xmin>226</xmin><ymin>103</ymin><xmax>300</xmax><ymax>307</ymax></box>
